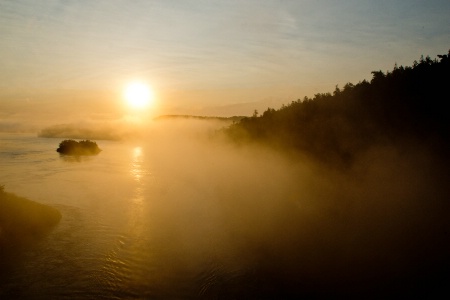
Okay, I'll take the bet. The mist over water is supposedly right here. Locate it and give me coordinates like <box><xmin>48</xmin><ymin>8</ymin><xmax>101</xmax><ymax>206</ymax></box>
<box><xmin>1</xmin><ymin>119</ymin><xmax>449</xmax><ymax>298</ymax></box>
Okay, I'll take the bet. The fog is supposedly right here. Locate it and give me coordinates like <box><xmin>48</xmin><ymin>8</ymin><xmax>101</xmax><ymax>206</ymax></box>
<box><xmin>99</xmin><ymin>118</ymin><xmax>448</xmax><ymax>297</ymax></box>
<box><xmin>37</xmin><ymin>119</ymin><xmax>145</xmax><ymax>140</ymax></box>
<box><xmin>2</xmin><ymin>117</ymin><xmax>449</xmax><ymax>298</ymax></box>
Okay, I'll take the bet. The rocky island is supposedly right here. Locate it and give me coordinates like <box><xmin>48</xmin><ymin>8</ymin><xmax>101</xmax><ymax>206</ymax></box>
<box><xmin>56</xmin><ymin>139</ymin><xmax>102</xmax><ymax>156</ymax></box>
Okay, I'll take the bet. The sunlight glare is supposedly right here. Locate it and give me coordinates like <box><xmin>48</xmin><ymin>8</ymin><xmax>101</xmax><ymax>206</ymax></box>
<box><xmin>124</xmin><ymin>82</ymin><xmax>153</xmax><ymax>109</ymax></box>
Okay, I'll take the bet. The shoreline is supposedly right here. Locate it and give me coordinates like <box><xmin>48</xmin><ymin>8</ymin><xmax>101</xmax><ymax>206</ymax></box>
<box><xmin>0</xmin><ymin>187</ymin><xmax>61</xmax><ymax>249</ymax></box>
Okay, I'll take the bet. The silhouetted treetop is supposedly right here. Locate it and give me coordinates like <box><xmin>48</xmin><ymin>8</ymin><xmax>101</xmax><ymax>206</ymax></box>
<box><xmin>225</xmin><ymin>51</ymin><xmax>450</xmax><ymax>167</ymax></box>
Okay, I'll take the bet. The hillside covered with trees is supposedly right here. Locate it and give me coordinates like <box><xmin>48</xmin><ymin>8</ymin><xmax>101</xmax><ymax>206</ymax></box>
<box><xmin>225</xmin><ymin>51</ymin><xmax>450</xmax><ymax>167</ymax></box>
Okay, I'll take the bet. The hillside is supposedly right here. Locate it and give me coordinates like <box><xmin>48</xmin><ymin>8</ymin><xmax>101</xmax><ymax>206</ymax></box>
<box><xmin>225</xmin><ymin>51</ymin><xmax>450</xmax><ymax>167</ymax></box>
<box><xmin>0</xmin><ymin>186</ymin><xmax>61</xmax><ymax>250</ymax></box>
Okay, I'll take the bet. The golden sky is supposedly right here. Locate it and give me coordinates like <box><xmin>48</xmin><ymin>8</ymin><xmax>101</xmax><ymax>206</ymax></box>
<box><xmin>1</xmin><ymin>0</ymin><xmax>449</xmax><ymax>126</ymax></box>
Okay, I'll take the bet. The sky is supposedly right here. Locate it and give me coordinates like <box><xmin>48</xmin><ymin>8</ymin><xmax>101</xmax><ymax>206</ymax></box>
<box><xmin>0</xmin><ymin>0</ymin><xmax>449</xmax><ymax>128</ymax></box>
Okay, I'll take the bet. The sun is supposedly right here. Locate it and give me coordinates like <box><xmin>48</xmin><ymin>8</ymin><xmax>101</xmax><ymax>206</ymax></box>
<box><xmin>124</xmin><ymin>82</ymin><xmax>153</xmax><ymax>109</ymax></box>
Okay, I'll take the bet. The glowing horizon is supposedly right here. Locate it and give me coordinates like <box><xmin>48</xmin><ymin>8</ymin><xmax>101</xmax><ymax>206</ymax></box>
<box><xmin>0</xmin><ymin>0</ymin><xmax>448</xmax><ymax>125</ymax></box>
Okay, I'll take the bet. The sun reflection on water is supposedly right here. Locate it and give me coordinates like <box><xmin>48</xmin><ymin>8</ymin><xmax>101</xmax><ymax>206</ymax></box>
<box><xmin>100</xmin><ymin>145</ymin><xmax>153</xmax><ymax>287</ymax></box>
<box><xmin>131</xmin><ymin>147</ymin><xmax>144</xmax><ymax>184</ymax></box>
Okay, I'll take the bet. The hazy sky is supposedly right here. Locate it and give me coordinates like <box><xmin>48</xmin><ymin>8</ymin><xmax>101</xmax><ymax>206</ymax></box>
<box><xmin>0</xmin><ymin>0</ymin><xmax>449</xmax><ymax>120</ymax></box>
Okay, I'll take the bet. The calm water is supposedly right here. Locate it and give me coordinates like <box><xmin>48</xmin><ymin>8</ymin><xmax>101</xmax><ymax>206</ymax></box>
<box><xmin>1</xmin><ymin>134</ymin><xmax>163</xmax><ymax>298</ymax></box>
<box><xmin>2</xmin><ymin>132</ymin><xmax>449</xmax><ymax>298</ymax></box>
<box><xmin>0</xmin><ymin>132</ymin><xmax>300</xmax><ymax>299</ymax></box>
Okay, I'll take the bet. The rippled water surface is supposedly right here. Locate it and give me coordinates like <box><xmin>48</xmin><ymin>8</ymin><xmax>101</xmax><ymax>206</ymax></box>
<box><xmin>0</xmin><ymin>134</ymin><xmax>204</xmax><ymax>298</ymax></box>
<box><xmin>0</xmin><ymin>133</ymin><xmax>295</xmax><ymax>299</ymax></box>
<box><xmin>2</xmin><ymin>132</ymin><xmax>449</xmax><ymax>299</ymax></box>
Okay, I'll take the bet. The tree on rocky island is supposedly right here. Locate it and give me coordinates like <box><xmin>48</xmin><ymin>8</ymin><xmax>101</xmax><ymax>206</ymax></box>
<box><xmin>56</xmin><ymin>139</ymin><xmax>102</xmax><ymax>156</ymax></box>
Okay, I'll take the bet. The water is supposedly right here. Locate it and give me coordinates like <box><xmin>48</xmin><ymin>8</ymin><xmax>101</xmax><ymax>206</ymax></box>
<box><xmin>1</xmin><ymin>132</ymin><xmax>449</xmax><ymax>298</ymax></box>
<box><xmin>0</xmin><ymin>134</ymin><xmax>182</xmax><ymax>297</ymax></box>
<box><xmin>0</xmin><ymin>132</ymin><xmax>297</xmax><ymax>299</ymax></box>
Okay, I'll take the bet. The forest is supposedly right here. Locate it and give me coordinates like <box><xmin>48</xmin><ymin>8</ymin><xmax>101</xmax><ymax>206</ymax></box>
<box><xmin>225</xmin><ymin>51</ymin><xmax>450</xmax><ymax>168</ymax></box>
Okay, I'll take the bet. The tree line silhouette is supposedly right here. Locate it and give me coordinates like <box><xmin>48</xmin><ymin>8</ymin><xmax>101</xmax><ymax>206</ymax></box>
<box><xmin>225</xmin><ymin>51</ymin><xmax>450</xmax><ymax>167</ymax></box>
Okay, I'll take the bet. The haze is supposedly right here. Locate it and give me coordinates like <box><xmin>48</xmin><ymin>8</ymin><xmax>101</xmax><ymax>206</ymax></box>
<box><xmin>1</xmin><ymin>0</ymin><xmax>449</xmax><ymax>298</ymax></box>
<box><xmin>1</xmin><ymin>0</ymin><xmax>449</xmax><ymax>129</ymax></box>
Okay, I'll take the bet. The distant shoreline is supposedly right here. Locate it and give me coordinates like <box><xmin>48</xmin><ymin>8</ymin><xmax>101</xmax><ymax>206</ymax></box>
<box><xmin>153</xmin><ymin>114</ymin><xmax>246</xmax><ymax>122</ymax></box>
